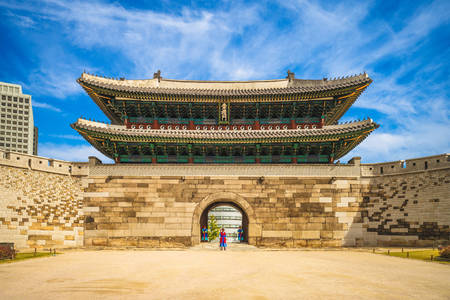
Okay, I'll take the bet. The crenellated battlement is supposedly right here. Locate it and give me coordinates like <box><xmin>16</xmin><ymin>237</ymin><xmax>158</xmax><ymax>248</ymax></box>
<box><xmin>1</xmin><ymin>148</ymin><xmax>448</xmax><ymax>178</ymax></box>
<box><xmin>0</xmin><ymin>149</ymin><xmax>89</xmax><ymax>176</ymax></box>
<box><xmin>361</xmin><ymin>153</ymin><xmax>449</xmax><ymax>176</ymax></box>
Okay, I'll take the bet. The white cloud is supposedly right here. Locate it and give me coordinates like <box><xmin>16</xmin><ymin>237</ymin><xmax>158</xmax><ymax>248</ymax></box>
<box><xmin>32</xmin><ymin>101</ymin><xmax>61</xmax><ymax>112</ymax></box>
<box><xmin>48</xmin><ymin>134</ymin><xmax>84</xmax><ymax>141</ymax></box>
<box><xmin>39</xmin><ymin>143</ymin><xmax>113</xmax><ymax>163</ymax></box>
<box><xmin>343</xmin><ymin>97</ymin><xmax>450</xmax><ymax>163</ymax></box>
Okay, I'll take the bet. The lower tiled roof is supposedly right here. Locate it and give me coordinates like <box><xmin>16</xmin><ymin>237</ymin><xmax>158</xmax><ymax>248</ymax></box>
<box><xmin>72</xmin><ymin>118</ymin><xmax>378</xmax><ymax>141</ymax></box>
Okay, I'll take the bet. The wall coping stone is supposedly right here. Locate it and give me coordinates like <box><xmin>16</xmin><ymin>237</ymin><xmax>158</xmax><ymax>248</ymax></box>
<box><xmin>88</xmin><ymin>164</ymin><xmax>361</xmax><ymax>177</ymax></box>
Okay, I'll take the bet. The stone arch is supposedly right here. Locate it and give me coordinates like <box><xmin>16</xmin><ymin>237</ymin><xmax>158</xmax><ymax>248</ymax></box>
<box><xmin>200</xmin><ymin>201</ymin><xmax>249</xmax><ymax>243</ymax></box>
<box><xmin>191</xmin><ymin>192</ymin><xmax>259</xmax><ymax>246</ymax></box>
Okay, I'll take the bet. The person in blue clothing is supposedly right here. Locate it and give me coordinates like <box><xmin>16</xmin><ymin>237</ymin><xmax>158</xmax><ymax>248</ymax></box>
<box><xmin>201</xmin><ymin>226</ymin><xmax>208</xmax><ymax>242</ymax></box>
<box><xmin>237</xmin><ymin>226</ymin><xmax>244</xmax><ymax>242</ymax></box>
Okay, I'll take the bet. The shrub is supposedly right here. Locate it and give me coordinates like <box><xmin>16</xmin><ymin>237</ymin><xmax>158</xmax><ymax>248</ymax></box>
<box><xmin>208</xmin><ymin>215</ymin><xmax>220</xmax><ymax>241</ymax></box>
<box><xmin>439</xmin><ymin>246</ymin><xmax>450</xmax><ymax>259</ymax></box>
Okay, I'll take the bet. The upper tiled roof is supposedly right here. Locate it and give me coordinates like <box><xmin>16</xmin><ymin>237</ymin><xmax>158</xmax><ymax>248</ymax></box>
<box><xmin>78</xmin><ymin>71</ymin><xmax>371</xmax><ymax>97</ymax></box>
<box><xmin>72</xmin><ymin>118</ymin><xmax>378</xmax><ymax>140</ymax></box>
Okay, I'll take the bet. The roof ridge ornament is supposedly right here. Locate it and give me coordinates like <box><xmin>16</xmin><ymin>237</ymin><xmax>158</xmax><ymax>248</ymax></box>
<box><xmin>153</xmin><ymin>70</ymin><xmax>162</xmax><ymax>82</ymax></box>
<box><xmin>286</xmin><ymin>70</ymin><xmax>295</xmax><ymax>82</ymax></box>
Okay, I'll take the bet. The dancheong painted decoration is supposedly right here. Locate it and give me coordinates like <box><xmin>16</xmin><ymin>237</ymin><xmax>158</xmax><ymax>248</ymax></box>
<box><xmin>71</xmin><ymin>70</ymin><xmax>379</xmax><ymax>163</ymax></box>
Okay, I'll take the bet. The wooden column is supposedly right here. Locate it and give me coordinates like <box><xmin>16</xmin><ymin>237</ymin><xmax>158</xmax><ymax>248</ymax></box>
<box><xmin>255</xmin><ymin>144</ymin><xmax>261</xmax><ymax>163</ymax></box>
<box><xmin>290</xmin><ymin>119</ymin><xmax>296</xmax><ymax>129</ymax></box>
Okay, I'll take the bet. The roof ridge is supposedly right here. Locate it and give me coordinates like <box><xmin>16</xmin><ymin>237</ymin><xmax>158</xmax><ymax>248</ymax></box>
<box><xmin>79</xmin><ymin>71</ymin><xmax>371</xmax><ymax>91</ymax></box>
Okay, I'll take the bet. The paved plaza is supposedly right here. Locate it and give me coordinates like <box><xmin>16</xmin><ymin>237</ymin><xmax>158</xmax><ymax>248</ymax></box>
<box><xmin>1</xmin><ymin>248</ymin><xmax>449</xmax><ymax>299</ymax></box>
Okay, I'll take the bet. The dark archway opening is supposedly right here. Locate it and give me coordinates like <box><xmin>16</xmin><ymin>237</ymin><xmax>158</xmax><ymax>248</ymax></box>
<box><xmin>199</xmin><ymin>201</ymin><xmax>249</xmax><ymax>243</ymax></box>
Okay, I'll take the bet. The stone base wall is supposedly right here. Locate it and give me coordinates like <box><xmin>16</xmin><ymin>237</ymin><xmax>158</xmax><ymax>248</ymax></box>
<box><xmin>0</xmin><ymin>165</ymin><xmax>85</xmax><ymax>249</ymax></box>
<box><xmin>83</xmin><ymin>175</ymin><xmax>368</xmax><ymax>248</ymax></box>
<box><xmin>83</xmin><ymin>176</ymin><xmax>196</xmax><ymax>248</ymax></box>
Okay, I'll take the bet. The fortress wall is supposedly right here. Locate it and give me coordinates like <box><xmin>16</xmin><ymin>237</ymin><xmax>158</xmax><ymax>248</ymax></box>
<box><xmin>359</xmin><ymin>155</ymin><xmax>450</xmax><ymax>247</ymax></box>
<box><xmin>0</xmin><ymin>150</ymin><xmax>87</xmax><ymax>249</ymax></box>
<box><xmin>0</xmin><ymin>150</ymin><xmax>448</xmax><ymax>249</ymax></box>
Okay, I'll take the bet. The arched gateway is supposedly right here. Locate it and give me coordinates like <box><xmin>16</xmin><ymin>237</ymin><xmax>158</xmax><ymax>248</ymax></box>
<box><xmin>191</xmin><ymin>192</ymin><xmax>257</xmax><ymax>246</ymax></box>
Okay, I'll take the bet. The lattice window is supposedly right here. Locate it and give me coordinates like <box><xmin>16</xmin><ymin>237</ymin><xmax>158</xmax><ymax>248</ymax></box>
<box><xmin>130</xmin><ymin>146</ymin><xmax>140</xmax><ymax>156</ymax></box>
<box><xmin>167</xmin><ymin>146</ymin><xmax>177</xmax><ymax>156</ymax></box>
<box><xmin>231</xmin><ymin>104</ymin><xmax>243</xmax><ymax>119</ymax></box>
<box><xmin>193</xmin><ymin>146</ymin><xmax>202</xmax><ymax>156</ymax></box>
<box><xmin>118</xmin><ymin>146</ymin><xmax>127</xmax><ymax>155</ymax></box>
<box><xmin>282</xmin><ymin>104</ymin><xmax>292</xmax><ymax>118</ymax></box>
<box><xmin>219</xmin><ymin>146</ymin><xmax>229</xmax><ymax>156</ymax></box>
<box><xmin>156</xmin><ymin>146</ymin><xmax>165</xmax><ymax>155</ymax></box>
<box><xmin>259</xmin><ymin>105</ymin><xmax>268</xmax><ymax>119</ymax></box>
<box><xmin>297</xmin><ymin>146</ymin><xmax>307</xmax><ymax>155</ymax></box>
<box><xmin>271</xmin><ymin>104</ymin><xmax>282</xmax><ymax>118</ymax></box>
<box><xmin>309</xmin><ymin>146</ymin><xmax>319</xmax><ymax>155</ymax></box>
<box><xmin>311</xmin><ymin>103</ymin><xmax>323</xmax><ymax>118</ymax></box>
<box><xmin>142</xmin><ymin>147</ymin><xmax>152</xmax><ymax>156</ymax></box>
<box><xmin>179</xmin><ymin>145</ymin><xmax>189</xmax><ymax>156</ymax></box>
<box><xmin>206</xmin><ymin>146</ymin><xmax>216</xmax><ymax>156</ymax></box>
<box><xmin>272</xmin><ymin>145</ymin><xmax>281</xmax><ymax>156</ymax></box>
<box><xmin>143</xmin><ymin>104</ymin><xmax>153</xmax><ymax>118</ymax></box>
<box><xmin>245</xmin><ymin>146</ymin><xmax>255</xmax><ymax>156</ymax></box>
<box><xmin>127</xmin><ymin>103</ymin><xmax>137</xmax><ymax>118</ymax></box>
<box><xmin>284</xmin><ymin>146</ymin><xmax>293</xmax><ymax>155</ymax></box>
<box><xmin>295</xmin><ymin>103</ymin><xmax>306</xmax><ymax>118</ymax></box>
<box><xmin>205</xmin><ymin>104</ymin><xmax>216</xmax><ymax>120</ymax></box>
<box><xmin>180</xmin><ymin>104</ymin><xmax>189</xmax><ymax>119</ymax></box>
<box><xmin>260</xmin><ymin>146</ymin><xmax>269</xmax><ymax>156</ymax></box>
<box><xmin>245</xmin><ymin>105</ymin><xmax>256</xmax><ymax>119</ymax></box>
<box><xmin>167</xmin><ymin>104</ymin><xmax>178</xmax><ymax>118</ymax></box>
<box><xmin>156</xmin><ymin>104</ymin><xmax>166</xmax><ymax>118</ymax></box>
<box><xmin>232</xmin><ymin>147</ymin><xmax>242</xmax><ymax>157</ymax></box>
<box><xmin>321</xmin><ymin>146</ymin><xmax>332</xmax><ymax>155</ymax></box>
<box><xmin>192</xmin><ymin>105</ymin><xmax>203</xmax><ymax>119</ymax></box>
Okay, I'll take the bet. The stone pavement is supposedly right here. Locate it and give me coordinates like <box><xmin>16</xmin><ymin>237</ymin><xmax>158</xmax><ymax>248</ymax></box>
<box><xmin>1</xmin><ymin>250</ymin><xmax>449</xmax><ymax>299</ymax></box>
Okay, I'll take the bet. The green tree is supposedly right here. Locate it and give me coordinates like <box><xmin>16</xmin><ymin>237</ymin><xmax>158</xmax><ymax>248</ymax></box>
<box><xmin>208</xmin><ymin>215</ymin><xmax>220</xmax><ymax>241</ymax></box>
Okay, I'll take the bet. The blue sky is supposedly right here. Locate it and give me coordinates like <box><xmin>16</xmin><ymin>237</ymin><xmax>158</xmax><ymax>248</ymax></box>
<box><xmin>0</xmin><ymin>0</ymin><xmax>448</xmax><ymax>163</ymax></box>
